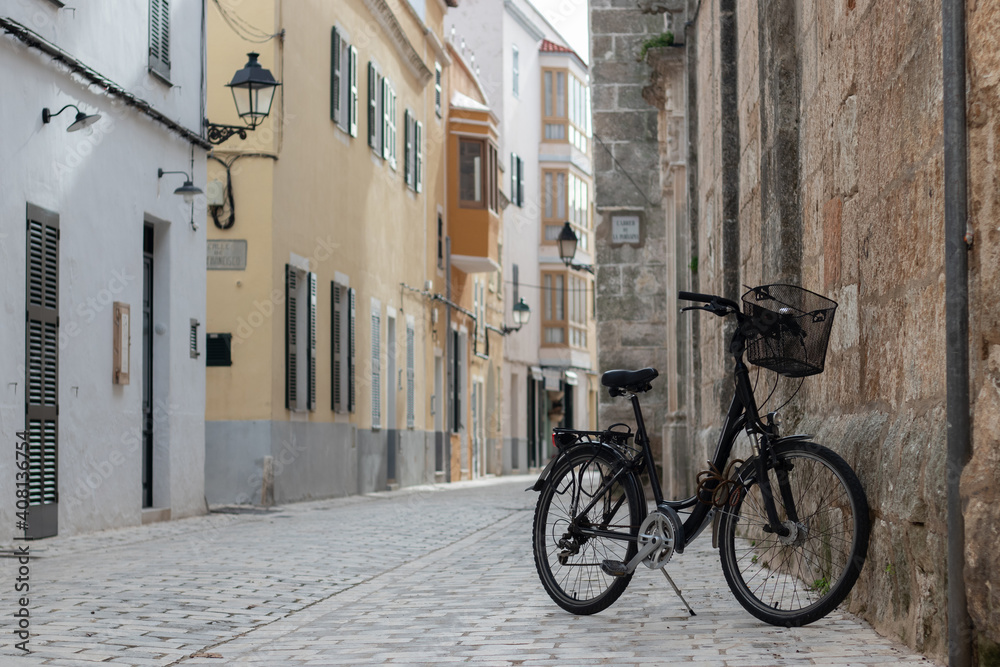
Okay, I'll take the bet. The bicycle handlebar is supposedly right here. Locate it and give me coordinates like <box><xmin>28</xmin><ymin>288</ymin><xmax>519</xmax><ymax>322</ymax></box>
<box><xmin>678</xmin><ymin>291</ymin><xmax>741</xmax><ymax>312</ymax></box>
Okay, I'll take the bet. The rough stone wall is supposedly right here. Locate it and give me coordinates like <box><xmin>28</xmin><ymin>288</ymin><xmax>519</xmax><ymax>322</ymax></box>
<box><xmin>964</xmin><ymin>1</ymin><xmax>1000</xmax><ymax>660</ymax></box>
<box><xmin>687</xmin><ymin>0</ymin><xmax>1000</xmax><ymax>662</ymax></box>
<box><xmin>590</xmin><ymin>1</ymin><xmax>672</xmax><ymax>469</ymax></box>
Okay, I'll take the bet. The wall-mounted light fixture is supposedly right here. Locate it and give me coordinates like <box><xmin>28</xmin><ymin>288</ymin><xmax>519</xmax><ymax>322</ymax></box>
<box><xmin>158</xmin><ymin>169</ymin><xmax>203</xmax><ymax>203</ymax></box>
<box><xmin>205</xmin><ymin>52</ymin><xmax>281</xmax><ymax>145</ymax></box>
<box><xmin>158</xmin><ymin>168</ymin><xmax>204</xmax><ymax>231</ymax></box>
<box><xmin>500</xmin><ymin>298</ymin><xmax>531</xmax><ymax>335</ymax></box>
<box><xmin>42</xmin><ymin>103</ymin><xmax>101</xmax><ymax>132</ymax></box>
<box><xmin>557</xmin><ymin>221</ymin><xmax>595</xmax><ymax>274</ymax></box>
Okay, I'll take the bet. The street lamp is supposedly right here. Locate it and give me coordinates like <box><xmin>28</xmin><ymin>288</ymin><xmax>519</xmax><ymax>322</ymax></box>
<box><xmin>557</xmin><ymin>221</ymin><xmax>594</xmax><ymax>274</ymax></box>
<box><xmin>158</xmin><ymin>169</ymin><xmax>204</xmax><ymax>204</ymax></box>
<box><xmin>205</xmin><ymin>53</ymin><xmax>281</xmax><ymax>145</ymax></box>
<box><xmin>501</xmin><ymin>298</ymin><xmax>531</xmax><ymax>334</ymax></box>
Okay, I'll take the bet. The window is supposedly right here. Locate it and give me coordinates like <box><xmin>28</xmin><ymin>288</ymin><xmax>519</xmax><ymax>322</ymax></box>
<box><xmin>383</xmin><ymin>78</ymin><xmax>397</xmax><ymax>167</ymax></box>
<box><xmin>510</xmin><ymin>153</ymin><xmax>524</xmax><ymax>207</ymax></box>
<box><xmin>542</xmin><ymin>68</ymin><xmax>590</xmax><ymax>151</ymax></box>
<box><xmin>368</xmin><ymin>62</ymin><xmax>385</xmax><ymax>154</ymax></box>
<box><xmin>512</xmin><ymin>45</ymin><xmax>519</xmax><ymax>97</ymax></box>
<box><xmin>512</xmin><ymin>264</ymin><xmax>519</xmax><ymax>303</ymax></box>
<box><xmin>435</xmin><ymin>62</ymin><xmax>442</xmax><ymax>117</ymax></box>
<box><xmin>459</xmin><ymin>139</ymin><xmax>484</xmax><ymax>206</ymax></box>
<box><xmin>459</xmin><ymin>139</ymin><xmax>498</xmax><ymax>210</ymax></box>
<box><xmin>148</xmin><ymin>0</ymin><xmax>170</xmax><ymax>80</ymax></box>
<box><xmin>331</xmin><ymin>29</ymin><xmax>358</xmax><ymax>136</ymax></box>
<box><xmin>404</xmin><ymin>111</ymin><xmax>423</xmax><ymax>192</ymax></box>
<box><xmin>285</xmin><ymin>265</ymin><xmax>317</xmax><ymax>412</ymax></box>
<box><xmin>406</xmin><ymin>320</ymin><xmax>415</xmax><ymax>428</ymax></box>
<box><xmin>437</xmin><ymin>212</ymin><xmax>444</xmax><ymax>269</ymax></box>
<box><xmin>542</xmin><ymin>270</ymin><xmax>589</xmax><ymax>349</ymax></box>
<box><xmin>331</xmin><ymin>282</ymin><xmax>356</xmax><ymax>413</ymax></box>
<box><xmin>543</xmin><ymin>169</ymin><xmax>590</xmax><ymax>251</ymax></box>
<box><xmin>371</xmin><ymin>301</ymin><xmax>381</xmax><ymax>429</ymax></box>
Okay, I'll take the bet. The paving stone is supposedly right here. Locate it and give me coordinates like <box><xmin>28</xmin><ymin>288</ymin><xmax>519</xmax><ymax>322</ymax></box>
<box><xmin>0</xmin><ymin>477</ymin><xmax>938</xmax><ymax>666</ymax></box>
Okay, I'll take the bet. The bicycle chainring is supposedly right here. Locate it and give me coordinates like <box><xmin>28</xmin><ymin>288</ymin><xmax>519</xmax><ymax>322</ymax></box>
<box><xmin>638</xmin><ymin>507</ymin><xmax>682</xmax><ymax>569</ymax></box>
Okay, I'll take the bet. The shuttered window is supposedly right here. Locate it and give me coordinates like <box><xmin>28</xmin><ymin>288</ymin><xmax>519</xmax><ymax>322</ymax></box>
<box><xmin>406</xmin><ymin>322</ymin><xmax>415</xmax><ymax>428</ymax></box>
<box><xmin>348</xmin><ymin>46</ymin><xmax>358</xmax><ymax>137</ymax></box>
<box><xmin>285</xmin><ymin>265</ymin><xmax>316</xmax><ymax>412</ymax></box>
<box><xmin>415</xmin><ymin>121</ymin><xmax>423</xmax><ymax>193</ymax></box>
<box><xmin>25</xmin><ymin>204</ymin><xmax>59</xmax><ymax>539</ymax></box>
<box><xmin>331</xmin><ymin>28</ymin><xmax>342</xmax><ymax>124</ymax></box>
<box><xmin>383</xmin><ymin>78</ymin><xmax>396</xmax><ymax>167</ymax></box>
<box><xmin>331</xmin><ymin>281</ymin><xmax>355</xmax><ymax>413</ymax></box>
<box><xmin>404</xmin><ymin>110</ymin><xmax>413</xmax><ymax>187</ymax></box>
<box><xmin>348</xmin><ymin>288</ymin><xmax>356</xmax><ymax>412</ymax></box>
<box><xmin>368</xmin><ymin>62</ymin><xmax>380</xmax><ymax>151</ymax></box>
<box><xmin>435</xmin><ymin>62</ymin><xmax>442</xmax><ymax>117</ymax></box>
<box><xmin>371</xmin><ymin>303</ymin><xmax>381</xmax><ymax>429</ymax></box>
<box><xmin>148</xmin><ymin>0</ymin><xmax>171</xmax><ymax>80</ymax></box>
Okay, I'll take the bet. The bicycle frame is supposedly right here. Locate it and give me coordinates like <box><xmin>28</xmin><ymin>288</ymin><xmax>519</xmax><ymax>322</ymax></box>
<box><xmin>535</xmin><ymin>331</ymin><xmax>805</xmax><ymax>552</ymax></box>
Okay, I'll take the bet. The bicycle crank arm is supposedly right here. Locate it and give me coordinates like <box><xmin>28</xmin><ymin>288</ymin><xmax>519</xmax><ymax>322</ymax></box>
<box><xmin>601</xmin><ymin>533</ymin><xmax>663</xmax><ymax>577</ymax></box>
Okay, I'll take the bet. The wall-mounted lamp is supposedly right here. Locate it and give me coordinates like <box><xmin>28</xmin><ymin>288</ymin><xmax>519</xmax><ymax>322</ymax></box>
<box><xmin>158</xmin><ymin>169</ymin><xmax>203</xmax><ymax>203</ymax></box>
<box><xmin>500</xmin><ymin>298</ymin><xmax>531</xmax><ymax>335</ymax></box>
<box><xmin>42</xmin><ymin>104</ymin><xmax>101</xmax><ymax>132</ymax></box>
<box><xmin>158</xmin><ymin>168</ymin><xmax>203</xmax><ymax>231</ymax></box>
<box><xmin>205</xmin><ymin>52</ymin><xmax>281</xmax><ymax>145</ymax></box>
<box><xmin>557</xmin><ymin>221</ymin><xmax>595</xmax><ymax>274</ymax></box>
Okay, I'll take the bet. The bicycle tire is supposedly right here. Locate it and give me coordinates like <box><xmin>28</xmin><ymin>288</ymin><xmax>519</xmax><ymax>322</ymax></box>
<box><xmin>718</xmin><ymin>441</ymin><xmax>870</xmax><ymax>626</ymax></box>
<box><xmin>532</xmin><ymin>444</ymin><xmax>644</xmax><ymax>615</ymax></box>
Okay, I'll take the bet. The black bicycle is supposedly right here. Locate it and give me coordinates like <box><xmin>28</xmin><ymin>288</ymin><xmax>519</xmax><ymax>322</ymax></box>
<box><xmin>530</xmin><ymin>284</ymin><xmax>870</xmax><ymax>627</ymax></box>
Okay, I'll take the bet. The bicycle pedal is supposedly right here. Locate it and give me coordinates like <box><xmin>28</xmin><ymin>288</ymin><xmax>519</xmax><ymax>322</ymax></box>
<box><xmin>601</xmin><ymin>560</ymin><xmax>628</xmax><ymax>577</ymax></box>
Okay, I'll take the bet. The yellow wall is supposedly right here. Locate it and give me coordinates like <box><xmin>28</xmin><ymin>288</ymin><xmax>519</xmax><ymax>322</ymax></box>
<box><xmin>207</xmin><ymin>0</ymin><xmax>448</xmax><ymax>433</ymax></box>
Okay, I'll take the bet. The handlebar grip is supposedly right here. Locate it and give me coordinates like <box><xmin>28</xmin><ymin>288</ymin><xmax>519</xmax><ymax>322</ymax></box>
<box><xmin>678</xmin><ymin>291</ymin><xmax>717</xmax><ymax>303</ymax></box>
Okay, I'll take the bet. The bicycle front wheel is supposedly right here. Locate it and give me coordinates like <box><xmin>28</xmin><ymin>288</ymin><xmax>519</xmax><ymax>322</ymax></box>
<box><xmin>532</xmin><ymin>445</ymin><xmax>644</xmax><ymax>615</ymax></box>
<box><xmin>718</xmin><ymin>442</ymin><xmax>870</xmax><ymax>626</ymax></box>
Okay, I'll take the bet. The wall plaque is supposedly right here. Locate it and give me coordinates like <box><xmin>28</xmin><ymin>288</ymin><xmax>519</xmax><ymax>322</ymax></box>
<box><xmin>611</xmin><ymin>215</ymin><xmax>640</xmax><ymax>244</ymax></box>
<box><xmin>207</xmin><ymin>239</ymin><xmax>247</xmax><ymax>270</ymax></box>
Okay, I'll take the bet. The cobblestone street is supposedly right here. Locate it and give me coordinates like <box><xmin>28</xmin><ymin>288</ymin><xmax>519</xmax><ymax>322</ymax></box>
<box><xmin>1</xmin><ymin>477</ymin><xmax>936</xmax><ymax>666</ymax></box>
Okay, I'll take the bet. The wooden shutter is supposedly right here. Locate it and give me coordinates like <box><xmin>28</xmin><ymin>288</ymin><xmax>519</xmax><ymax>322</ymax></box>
<box><xmin>371</xmin><ymin>308</ymin><xmax>381</xmax><ymax>429</ymax></box>
<box><xmin>331</xmin><ymin>28</ymin><xmax>342</xmax><ymax>123</ymax></box>
<box><xmin>307</xmin><ymin>272</ymin><xmax>317</xmax><ymax>411</ymax></box>
<box><xmin>367</xmin><ymin>62</ymin><xmax>377</xmax><ymax>149</ymax></box>
<box><xmin>435</xmin><ymin>62</ymin><xmax>442</xmax><ymax>117</ymax></box>
<box><xmin>348</xmin><ymin>287</ymin><xmax>356</xmax><ymax>412</ymax></box>
<box><xmin>349</xmin><ymin>46</ymin><xmax>359</xmax><ymax>137</ymax></box>
<box><xmin>148</xmin><ymin>0</ymin><xmax>171</xmax><ymax>79</ymax></box>
<box><xmin>404</xmin><ymin>110</ymin><xmax>412</xmax><ymax>187</ymax></box>
<box><xmin>382</xmin><ymin>78</ymin><xmax>392</xmax><ymax>161</ymax></box>
<box><xmin>285</xmin><ymin>264</ymin><xmax>297</xmax><ymax>410</ymax></box>
<box><xmin>517</xmin><ymin>157</ymin><xmax>525</xmax><ymax>207</ymax></box>
<box><xmin>406</xmin><ymin>323</ymin><xmax>415</xmax><ymax>428</ymax></box>
<box><xmin>25</xmin><ymin>204</ymin><xmax>59</xmax><ymax>539</ymax></box>
<box><xmin>415</xmin><ymin>121</ymin><xmax>423</xmax><ymax>193</ymax></box>
<box><xmin>332</xmin><ymin>283</ymin><xmax>342</xmax><ymax>412</ymax></box>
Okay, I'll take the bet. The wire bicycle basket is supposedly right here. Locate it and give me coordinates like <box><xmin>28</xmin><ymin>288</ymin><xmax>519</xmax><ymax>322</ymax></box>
<box><xmin>741</xmin><ymin>284</ymin><xmax>838</xmax><ymax>377</ymax></box>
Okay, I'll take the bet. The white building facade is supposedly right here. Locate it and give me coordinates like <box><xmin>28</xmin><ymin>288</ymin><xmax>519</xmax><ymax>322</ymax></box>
<box><xmin>447</xmin><ymin>0</ymin><xmax>597</xmax><ymax>474</ymax></box>
<box><xmin>1</xmin><ymin>1</ymin><xmax>209</xmax><ymax>537</ymax></box>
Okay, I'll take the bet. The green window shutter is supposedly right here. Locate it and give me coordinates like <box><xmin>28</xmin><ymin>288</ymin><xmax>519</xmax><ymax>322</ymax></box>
<box><xmin>332</xmin><ymin>283</ymin><xmax>342</xmax><ymax>412</ymax></box>
<box><xmin>307</xmin><ymin>272</ymin><xmax>317</xmax><ymax>412</ymax></box>
<box><xmin>348</xmin><ymin>287</ymin><xmax>356</xmax><ymax>412</ymax></box>
<box><xmin>331</xmin><ymin>28</ymin><xmax>342</xmax><ymax>123</ymax></box>
<box><xmin>415</xmin><ymin>121</ymin><xmax>423</xmax><ymax>193</ymax></box>
<box><xmin>285</xmin><ymin>264</ymin><xmax>297</xmax><ymax>410</ymax></box>
<box><xmin>404</xmin><ymin>110</ymin><xmax>412</xmax><ymax>187</ymax></box>
<box><xmin>406</xmin><ymin>324</ymin><xmax>415</xmax><ymax>428</ymax></box>
<box><xmin>368</xmin><ymin>63</ymin><xmax>377</xmax><ymax>149</ymax></box>
<box><xmin>349</xmin><ymin>46</ymin><xmax>359</xmax><ymax>137</ymax></box>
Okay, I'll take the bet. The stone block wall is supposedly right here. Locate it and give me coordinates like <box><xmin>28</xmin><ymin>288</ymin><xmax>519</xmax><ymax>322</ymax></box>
<box><xmin>684</xmin><ymin>0</ymin><xmax>1000</xmax><ymax>662</ymax></box>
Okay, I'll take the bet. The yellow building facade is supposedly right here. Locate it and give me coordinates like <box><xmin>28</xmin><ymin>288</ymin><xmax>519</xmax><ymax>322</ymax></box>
<box><xmin>203</xmin><ymin>0</ymin><xmax>504</xmax><ymax>502</ymax></box>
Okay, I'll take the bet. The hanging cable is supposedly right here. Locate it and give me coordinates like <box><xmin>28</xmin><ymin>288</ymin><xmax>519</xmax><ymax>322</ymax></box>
<box><xmin>212</xmin><ymin>0</ymin><xmax>279</xmax><ymax>43</ymax></box>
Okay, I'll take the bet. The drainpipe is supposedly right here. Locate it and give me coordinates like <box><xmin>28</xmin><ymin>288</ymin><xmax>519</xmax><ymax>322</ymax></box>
<box><xmin>942</xmin><ymin>1</ymin><xmax>972</xmax><ymax>665</ymax></box>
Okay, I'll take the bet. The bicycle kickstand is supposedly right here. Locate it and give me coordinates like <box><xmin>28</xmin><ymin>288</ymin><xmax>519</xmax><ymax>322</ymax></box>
<box><xmin>661</xmin><ymin>569</ymin><xmax>696</xmax><ymax>616</ymax></box>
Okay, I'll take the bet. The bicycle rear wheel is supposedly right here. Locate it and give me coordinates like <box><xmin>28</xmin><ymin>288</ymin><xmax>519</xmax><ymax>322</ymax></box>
<box><xmin>718</xmin><ymin>442</ymin><xmax>870</xmax><ymax>626</ymax></box>
<box><xmin>532</xmin><ymin>445</ymin><xmax>643</xmax><ymax>615</ymax></box>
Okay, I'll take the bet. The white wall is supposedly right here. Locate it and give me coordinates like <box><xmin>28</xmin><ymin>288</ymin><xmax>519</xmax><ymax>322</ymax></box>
<box><xmin>0</xmin><ymin>0</ymin><xmax>207</xmax><ymax>536</ymax></box>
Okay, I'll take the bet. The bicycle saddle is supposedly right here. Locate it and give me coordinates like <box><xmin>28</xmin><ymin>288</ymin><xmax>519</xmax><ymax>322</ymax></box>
<box><xmin>601</xmin><ymin>368</ymin><xmax>658</xmax><ymax>392</ymax></box>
